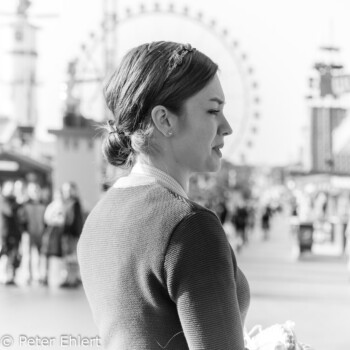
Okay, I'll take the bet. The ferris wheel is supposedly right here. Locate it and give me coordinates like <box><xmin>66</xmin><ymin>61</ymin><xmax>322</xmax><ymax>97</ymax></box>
<box><xmin>65</xmin><ymin>2</ymin><xmax>261</xmax><ymax>164</ymax></box>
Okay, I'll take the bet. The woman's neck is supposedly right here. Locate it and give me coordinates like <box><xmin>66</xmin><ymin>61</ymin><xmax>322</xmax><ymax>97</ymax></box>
<box><xmin>135</xmin><ymin>155</ymin><xmax>189</xmax><ymax>193</ymax></box>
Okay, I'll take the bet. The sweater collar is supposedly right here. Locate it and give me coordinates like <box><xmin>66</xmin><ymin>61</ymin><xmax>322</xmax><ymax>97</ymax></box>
<box><xmin>113</xmin><ymin>163</ymin><xmax>188</xmax><ymax>199</ymax></box>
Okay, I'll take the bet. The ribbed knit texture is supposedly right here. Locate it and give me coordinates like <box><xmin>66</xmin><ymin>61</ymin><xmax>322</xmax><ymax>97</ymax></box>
<box><xmin>77</xmin><ymin>184</ymin><xmax>250</xmax><ymax>350</ymax></box>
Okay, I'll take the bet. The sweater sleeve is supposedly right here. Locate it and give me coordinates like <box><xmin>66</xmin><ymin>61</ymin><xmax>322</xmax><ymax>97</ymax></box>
<box><xmin>164</xmin><ymin>210</ymin><xmax>246</xmax><ymax>350</ymax></box>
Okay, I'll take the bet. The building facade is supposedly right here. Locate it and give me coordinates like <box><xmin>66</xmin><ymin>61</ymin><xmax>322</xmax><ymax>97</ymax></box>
<box><xmin>49</xmin><ymin>120</ymin><xmax>103</xmax><ymax>213</ymax></box>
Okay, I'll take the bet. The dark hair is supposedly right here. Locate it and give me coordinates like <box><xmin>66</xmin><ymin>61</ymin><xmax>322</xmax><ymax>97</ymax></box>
<box><xmin>102</xmin><ymin>41</ymin><xmax>218</xmax><ymax>168</ymax></box>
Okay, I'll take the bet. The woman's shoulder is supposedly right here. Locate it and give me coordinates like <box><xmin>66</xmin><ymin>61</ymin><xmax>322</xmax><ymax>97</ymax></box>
<box><xmin>84</xmin><ymin>183</ymin><xmax>221</xmax><ymax>241</ymax></box>
<box><xmin>84</xmin><ymin>183</ymin><xmax>193</xmax><ymax>226</ymax></box>
<box><xmin>150</xmin><ymin>185</ymin><xmax>220</xmax><ymax>225</ymax></box>
<box><xmin>170</xmin><ymin>202</ymin><xmax>224</xmax><ymax>240</ymax></box>
<box><xmin>165</xmin><ymin>198</ymin><xmax>230</xmax><ymax>257</ymax></box>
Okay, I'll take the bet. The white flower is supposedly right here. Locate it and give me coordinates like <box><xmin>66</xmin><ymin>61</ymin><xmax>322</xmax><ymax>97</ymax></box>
<box><xmin>244</xmin><ymin>321</ymin><xmax>313</xmax><ymax>350</ymax></box>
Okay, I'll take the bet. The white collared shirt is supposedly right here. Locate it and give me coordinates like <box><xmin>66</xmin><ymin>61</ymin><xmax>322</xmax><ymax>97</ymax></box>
<box><xmin>113</xmin><ymin>162</ymin><xmax>188</xmax><ymax>199</ymax></box>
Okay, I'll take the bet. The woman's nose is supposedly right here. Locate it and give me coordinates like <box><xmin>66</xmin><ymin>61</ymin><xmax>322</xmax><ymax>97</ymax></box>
<box><xmin>220</xmin><ymin>115</ymin><xmax>233</xmax><ymax>136</ymax></box>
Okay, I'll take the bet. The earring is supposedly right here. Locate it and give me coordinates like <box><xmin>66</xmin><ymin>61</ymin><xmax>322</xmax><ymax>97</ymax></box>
<box><xmin>167</xmin><ymin>131</ymin><xmax>173</xmax><ymax>136</ymax></box>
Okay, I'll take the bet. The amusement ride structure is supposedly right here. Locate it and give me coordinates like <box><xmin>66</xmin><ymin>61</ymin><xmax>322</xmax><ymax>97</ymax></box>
<box><xmin>306</xmin><ymin>45</ymin><xmax>350</xmax><ymax>176</ymax></box>
<box><xmin>64</xmin><ymin>0</ymin><xmax>262</xmax><ymax>164</ymax></box>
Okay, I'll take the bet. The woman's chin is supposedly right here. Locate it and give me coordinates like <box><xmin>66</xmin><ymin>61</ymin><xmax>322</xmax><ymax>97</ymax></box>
<box><xmin>206</xmin><ymin>158</ymin><xmax>222</xmax><ymax>173</ymax></box>
<box><xmin>188</xmin><ymin>156</ymin><xmax>222</xmax><ymax>173</ymax></box>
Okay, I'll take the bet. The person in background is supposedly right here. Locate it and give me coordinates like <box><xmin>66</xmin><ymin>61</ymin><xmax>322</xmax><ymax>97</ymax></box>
<box><xmin>78</xmin><ymin>41</ymin><xmax>249</xmax><ymax>349</ymax></box>
<box><xmin>214</xmin><ymin>197</ymin><xmax>228</xmax><ymax>224</ymax></box>
<box><xmin>60</xmin><ymin>181</ymin><xmax>84</xmax><ymax>288</ymax></box>
<box><xmin>0</xmin><ymin>181</ymin><xmax>22</xmax><ymax>285</ymax></box>
<box><xmin>261</xmin><ymin>204</ymin><xmax>273</xmax><ymax>240</ymax></box>
<box><xmin>246</xmin><ymin>201</ymin><xmax>256</xmax><ymax>238</ymax></box>
<box><xmin>20</xmin><ymin>182</ymin><xmax>46</xmax><ymax>284</ymax></box>
<box><xmin>40</xmin><ymin>190</ymin><xmax>65</xmax><ymax>286</ymax></box>
<box><xmin>346</xmin><ymin>201</ymin><xmax>350</xmax><ymax>279</ymax></box>
<box><xmin>232</xmin><ymin>200</ymin><xmax>249</xmax><ymax>248</ymax></box>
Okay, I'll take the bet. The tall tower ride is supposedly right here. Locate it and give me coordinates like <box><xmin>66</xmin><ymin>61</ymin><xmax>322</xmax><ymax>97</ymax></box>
<box><xmin>10</xmin><ymin>0</ymin><xmax>38</xmax><ymax>129</ymax></box>
<box><xmin>307</xmin><ymin>46</ymin><xmax>350</xmax><ymax>175</ymax></box>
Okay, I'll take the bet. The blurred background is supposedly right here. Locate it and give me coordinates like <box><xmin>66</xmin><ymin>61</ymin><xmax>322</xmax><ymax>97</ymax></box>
<box><xmin>0</xmin><ymin>0</ymin><xmax>350</xmax><ymax>349</ymax></box>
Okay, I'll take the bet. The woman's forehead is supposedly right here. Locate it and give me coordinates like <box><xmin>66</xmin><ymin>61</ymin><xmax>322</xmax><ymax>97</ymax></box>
<box><xmin>190</xmin><ymin>76</ymin><xmax>225</xmax><ymax>105</ymax></box>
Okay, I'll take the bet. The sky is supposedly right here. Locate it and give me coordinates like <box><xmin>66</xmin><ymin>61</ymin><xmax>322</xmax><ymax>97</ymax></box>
<box><xmin>1</xmin><ymin>0</ymin><xmax>350</xmax><ymax>166</ymax></box>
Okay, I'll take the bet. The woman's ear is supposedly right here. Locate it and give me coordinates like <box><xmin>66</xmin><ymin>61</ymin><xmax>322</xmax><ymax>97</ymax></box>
<box><xmin>151</xmin><ymin>105</ymin><xmax>175</xmax><ymax>137</ymax></box>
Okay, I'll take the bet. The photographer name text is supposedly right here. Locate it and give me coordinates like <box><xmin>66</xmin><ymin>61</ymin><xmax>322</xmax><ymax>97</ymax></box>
<box><xmin>0</xmin><ymin>334</ymin><xmax>101</xmax><ymax>347</ymax></box>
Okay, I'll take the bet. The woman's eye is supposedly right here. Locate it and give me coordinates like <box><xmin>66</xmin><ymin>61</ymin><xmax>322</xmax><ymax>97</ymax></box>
<box><xmin>208</xmin><ymin>109</ymin><xmax>220</xmax><ymax>116</ymax></box>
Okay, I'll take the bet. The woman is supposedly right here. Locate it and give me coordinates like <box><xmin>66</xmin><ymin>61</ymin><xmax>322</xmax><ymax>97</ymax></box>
<box><xmin>0</xmin><ymin>181</ymin><xmax>22</xmax><ymax>285</ymax></box>
<box><xmin>60</xmin><ymin>181</ymin><xmax>84</xmax><ymax>288</ymax></box>
<box><xmin>40</xmin><ymin>190</ymin><xmax>65</xmax><ymax>286</ymax></box>
<box><xmin>78</xmin><ymin>41</ymin><xmax>250</xmax><ymax>349</ymax></box>
<box><xmin>20</xmin><ymin>182</ymin><xmax>46</xmax><ymax>284</ymax></box>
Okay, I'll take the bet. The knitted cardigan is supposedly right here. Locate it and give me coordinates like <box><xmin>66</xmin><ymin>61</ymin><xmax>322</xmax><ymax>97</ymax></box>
<box><xmin>77</xmin><ymin>171</ymin><xmax>250</xmax><ymax>350</ymax></box>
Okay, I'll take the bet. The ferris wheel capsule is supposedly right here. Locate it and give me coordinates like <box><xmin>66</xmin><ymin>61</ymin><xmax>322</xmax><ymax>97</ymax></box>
<box><xmin>251</xmin><ymin>126</ymin><xmax>258</xmax><ymax>134</ymax></box>
<box><xmin>196</xmin><ymin>12</ymin><xmax>203</xmax><ymax>20</ymax></box>
<box><xmin>139</xmin><ymin>4</ymin><xmax>146</xmax><ymax>13</ymax></box>
<box><xmin>168</xmin><ymin>3</ymin><xmax>175</xmax><ymax>12</ymax></box>
<box><xmin>154</xmin><ymin>3</ymin><xmax>160</xmax><ymax>12</ymax></box>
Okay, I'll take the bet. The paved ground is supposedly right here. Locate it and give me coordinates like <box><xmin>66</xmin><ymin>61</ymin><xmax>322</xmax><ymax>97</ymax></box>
<box><xmin>0</xmin><ymin>211</ymin><xmax>349</xmax><ymax>350</ymax></box>
<box><xmin>237</xmin><ymin>213</ymin><xmax>350</xmax><ymax>350</ymax></box>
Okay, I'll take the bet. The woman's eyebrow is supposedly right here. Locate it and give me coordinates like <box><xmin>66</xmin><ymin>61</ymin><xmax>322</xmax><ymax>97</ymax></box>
<box><xmin>209</xmin><ymin>97</ymin><xmax>225</xmax><ymax>105</ymax></box>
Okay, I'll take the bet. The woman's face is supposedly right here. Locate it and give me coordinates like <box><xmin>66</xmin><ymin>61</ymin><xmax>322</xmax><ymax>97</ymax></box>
<box><xmin>172</xmin><ymin>74</ymin><xmax>232</xmax><ymax>173</ymax></box>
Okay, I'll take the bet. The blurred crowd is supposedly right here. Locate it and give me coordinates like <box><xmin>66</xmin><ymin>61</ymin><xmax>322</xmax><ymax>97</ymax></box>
<box><xmin>0</xmin><ymin>180</ymin><xmax>84</xmax><ymax>288</ymax></box>
<box><xmin>4</xmin><ymin>171</ymin><xmax>349</xmax><ymax>289</ymax></box>
<box><xmin>0</xmin><ymin>173</ymin><xmax>283</xmax><ymax>291</ymax></box>
<box><xmin>199</xmin><ymin>191</ymin><xmax>282</xmax><ymax>252</ymax></box>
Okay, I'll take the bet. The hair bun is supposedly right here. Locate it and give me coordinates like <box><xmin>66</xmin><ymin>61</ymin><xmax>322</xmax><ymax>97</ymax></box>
<box><xmin>102</xmin><ymin>124</ymin><xmax>134</xmax><ymax>167</ymax></box>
